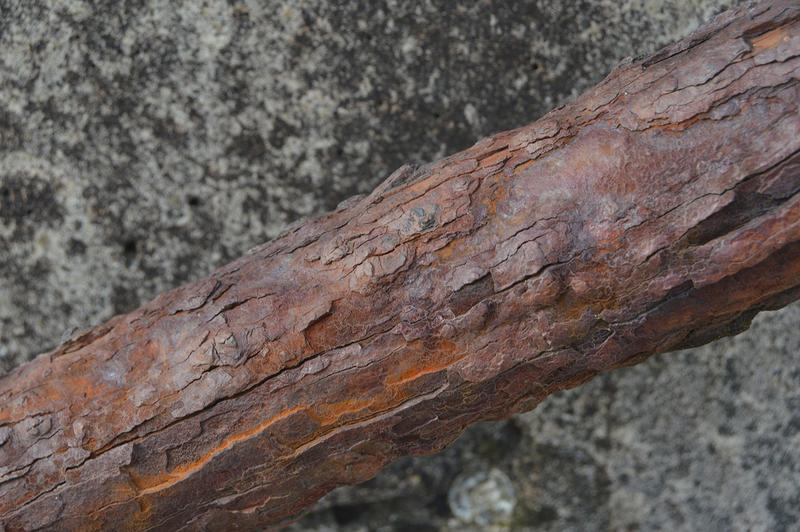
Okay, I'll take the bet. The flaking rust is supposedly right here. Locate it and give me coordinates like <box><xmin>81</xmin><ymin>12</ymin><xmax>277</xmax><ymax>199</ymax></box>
<box><xmin>2</xmin><ymin>1</ymin><xmax>800</xmax><ymax>530</ymax></box>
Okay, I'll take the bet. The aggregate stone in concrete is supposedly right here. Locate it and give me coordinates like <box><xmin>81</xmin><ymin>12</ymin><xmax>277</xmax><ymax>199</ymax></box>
<box><xmin>2</xmin><ymin>0</ymin><xmax>797</xmax><ymax>530</ymax></box>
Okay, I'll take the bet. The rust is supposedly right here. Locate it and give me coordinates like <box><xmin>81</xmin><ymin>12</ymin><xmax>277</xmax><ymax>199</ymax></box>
<box><xmin>1</xmin><ymin>1</ymin><xmax>800</xmax><ymax>530</ymax></box>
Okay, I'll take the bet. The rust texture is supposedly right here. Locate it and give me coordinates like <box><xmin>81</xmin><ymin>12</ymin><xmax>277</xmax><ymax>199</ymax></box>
<box><xmin>2</xmin><ymin>1</ymin><xmax>800</xmax><ymax>530</ymax></box>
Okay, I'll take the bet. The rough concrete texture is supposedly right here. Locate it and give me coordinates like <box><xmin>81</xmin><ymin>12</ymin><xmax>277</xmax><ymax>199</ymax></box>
<box><xmin>1</xmin><ymin>0</ymin><xmax>797</xmax><ymax>530</ymax></box>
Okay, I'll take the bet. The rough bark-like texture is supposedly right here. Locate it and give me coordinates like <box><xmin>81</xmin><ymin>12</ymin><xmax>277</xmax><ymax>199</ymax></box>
<box><xmin>2</xmin><ymin>1</ymin><xmax>800</xmax><ymax>530</ymax></box>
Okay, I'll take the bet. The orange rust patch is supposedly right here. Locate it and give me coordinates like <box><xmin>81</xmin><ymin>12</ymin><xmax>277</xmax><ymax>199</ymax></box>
<box><xmin>122</xmin><ymin>497</ymin><xmax>152</xmax><ymax>532</ymax></box>
<box><xmin>483</xmin><ymin>177</ymin><xmax>512</xmax><ymax>220</ymax></box>
<box><xmin>435</xmin><ymin>235</ymin><xmax>468</xmax><ymax>262</ymax></box>
<box><xmin>749</xmin><ymin>25</ymin><xmax>792</xmax><ymax>54</ymax></box>
<box><xmin>309</xmin><ymin>396</ymin><xmax>376</xmax><ymax>425</ymax></box>
<box><xmin>651</xmin><ymin>114</ymin><xmax>705</xmax><ymax>135</ymax></box>
<box><xmin>586</xmin><ymin>222</ymin><xmax>622</xmax><ymax>247</ymax></box>
<box><xmin>386</xmin><ymin>339</ymin><xmax>462</xmax><ymax>387</ymax></box>
<box><xmin>512</xmin><ymin>159</ymin><xmax>537</xmax><ymax>175</ymax></box>
<box><xmin>308</xmin><ymin>341</ymin><xmax>463</xmax><ymax>425</ymax></box>
<box><xmin>130</xmin><ymin>405</ymin><xmax>306</xmax><ymax>495</ymax></box>
<box><xmin>480</xmin><ymin>148</ymin><xmax>511</xmax><ymax>167</ymax></box>
<box><xmin>387</xmin><ymin>359</ymin><xmax>457</xmax><ymax>387</ymax></box>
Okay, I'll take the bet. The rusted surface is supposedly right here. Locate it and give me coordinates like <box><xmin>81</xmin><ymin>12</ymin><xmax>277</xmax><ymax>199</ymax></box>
<box><xmin>2</xmin><ymin>1</ymin><xmax>800</xmax><ymax>530</ymax></box>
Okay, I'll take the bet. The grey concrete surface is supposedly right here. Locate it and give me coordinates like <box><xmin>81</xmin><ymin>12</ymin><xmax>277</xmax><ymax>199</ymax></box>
<box><xmin>1</xmin><ymin>0</ymin><xmax>798</xmax><ymax>530</ymax></box>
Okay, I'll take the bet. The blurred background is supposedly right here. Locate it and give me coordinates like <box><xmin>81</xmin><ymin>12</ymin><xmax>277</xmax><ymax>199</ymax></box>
<box><xmin>1</xmin><ymin>0</ymin><xmax>798</xmax><ymax>530</ymax></box>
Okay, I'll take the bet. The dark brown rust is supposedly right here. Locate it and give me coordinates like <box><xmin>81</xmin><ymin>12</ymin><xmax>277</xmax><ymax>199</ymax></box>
<box><xmin>2</xmin><ymin>1</ymin><xmax>800</xmax><ymax>530</ymax></box>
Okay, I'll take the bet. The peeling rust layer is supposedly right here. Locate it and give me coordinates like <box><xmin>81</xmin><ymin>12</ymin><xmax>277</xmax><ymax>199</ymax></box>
<box><xmin>2</xmin><ymin>1</ymin><xmax>800</xmax><ymax>530</ymax></box>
